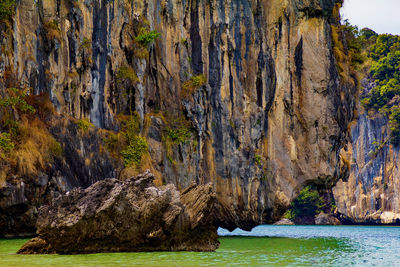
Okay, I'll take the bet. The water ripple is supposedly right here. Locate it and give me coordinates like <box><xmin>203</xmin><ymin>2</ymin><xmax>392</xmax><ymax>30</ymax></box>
<box><xmin>0</xmin><ymin>226</ymin><xmax>399</xmax><ymax>266</ymax></box>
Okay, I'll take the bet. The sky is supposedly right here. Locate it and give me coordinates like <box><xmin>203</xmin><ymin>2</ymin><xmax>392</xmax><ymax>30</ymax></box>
<box><xmin>341</xmin><ymin>0</ymin><xmax>400</xmax><ymax>35</ymax></box>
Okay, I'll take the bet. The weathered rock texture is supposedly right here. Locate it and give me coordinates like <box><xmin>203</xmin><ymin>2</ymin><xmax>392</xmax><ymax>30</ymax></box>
<box><xmin>273</xmin><ymin>218</ymin><xmax>295</xmax><ymax>225</ymax></box>
<box><xmin>315</xmin><ymin>212</ymin><xmax>341</xmax><ymax>225</ymax></box>
<box><xmin>1</xmin><ymin>0</ymin><xmax>355</xmax><ymax>234</ymax></box>
<box><xmin>18</xmin><ymin>171</ymin><xmax>219</xmax><ymax>254</ymax></box>
<box><xmin>333</xmin><ymin>110</ymin><xmax>400</xmax><ymax>224</ymax></box>
<box><xmin>18</xmin><ymin>237</ymin><xmax>55</xmax><ymax>254</ymax></box>
<box><xmin>0</xmin><ymin>115</ymin><xmax>118</xmax><ymax>237</ymax></box>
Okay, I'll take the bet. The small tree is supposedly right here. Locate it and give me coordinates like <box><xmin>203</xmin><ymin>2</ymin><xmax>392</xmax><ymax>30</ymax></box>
<box><xmin>135</xmin><ymin>28</ymin><xmax>160</xmax><ymax>47</ymax></box>
<box><xmin>285</xmin><ymin>186</ymin><xmax>325</xmax><ymax>220</ymax></box>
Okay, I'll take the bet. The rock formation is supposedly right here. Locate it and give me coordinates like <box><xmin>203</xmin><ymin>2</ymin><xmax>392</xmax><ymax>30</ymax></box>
<box><xmin>334</xmin><ymin>111</ymin><xmax>400</xmax><ymax>225</ymax></box>
<box><xmin>1</xmin><ymin>0</ymin><xmax>360</xmax><ymax>235</ymax></box>
<box><xmin>18</xmin><ymin>171</ymin><xmax>219</xmax><ymax>254</ymax></box>
<box><xmin>315</xmin><ymin>213</ymin><xmax>341</xmax><ymax>225</ymax></box>
<box><xmin>18</xmin><ymin>237</ymin><xmax>55</xmax><ymax>255</ymax></box>
<box><xmin>273</xmin><ymin>218</ymin><xmax>295</xmax><ymax>225</ymax></box>
<box><xmin>0</xmin><ymin>118</ymin><xmax>117</xmax><ymax>237</ymax></box>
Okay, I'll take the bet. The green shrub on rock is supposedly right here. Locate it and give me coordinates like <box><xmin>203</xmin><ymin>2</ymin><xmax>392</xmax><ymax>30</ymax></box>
<box><xmin>135</xmin><ymin>28</ymin><xmax>160</xmax><ymax>47</ymax></box>
<box><xmin>254</xmin><ymin>154</ymin><xmax>262</xmax><ymax>166</ymax></box>
<box><xmin>121</xmin><ymin>135</ymin><xmax>148</xmax><ymax>167</ymax></box>
<box><xmin>182</xmin><ymin>74</ymin><xmax>207</xmax><ymax>97</ymax></box>
<box><xmin>284</xmin><ymin>186</ymin><xmax>325</xmax><ymax>220</ymax></box>
<box><xmin>116</xmin><ymin>65</ymin><xmax>139</xmax><ymax>84</ymax></box>
<box><xmin>76</xmin><ymin>119</ymin><xmax>94</xmax><ymax>133</ymax></box>
<box><xmin>115</xmin><ymin>113</ymin><xmax>149</xmax><ymax>168</ymax></box>
<box><xmin>0</xmin><ymin>132</ymin><xmax>14</xmax><ymax>157</ymax></box>
<box><xmin>0</xmin><ymin>88</ymin><xmax>36</xmax><ymax>114</ymax></box>
<box><xmin>167</xmin><ymin>126</ymin><xmax>191</xmax><ymax>144</ymax></box>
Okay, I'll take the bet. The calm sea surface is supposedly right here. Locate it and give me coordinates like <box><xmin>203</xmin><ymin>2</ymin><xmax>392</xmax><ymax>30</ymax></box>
<box><xmin>1</xmin><ymin>225</ymin><xmax>399</xmax><ymax>266</ymax></box>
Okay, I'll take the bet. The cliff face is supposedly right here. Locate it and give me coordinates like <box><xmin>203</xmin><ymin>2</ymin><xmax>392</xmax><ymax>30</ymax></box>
<box><xmin>334</xmin><ymin>99</ymin><xmax>400</xmax><ymax>224</ymax></box>
<box><xmin>1</xmin><ymin>0</ymin><xmax>353</xmax><ymax>235</ymax></box>
<box><xmin>331</xmin><ymin>31</ymin><xmax>400</xmax><ymax>225</ymax></box>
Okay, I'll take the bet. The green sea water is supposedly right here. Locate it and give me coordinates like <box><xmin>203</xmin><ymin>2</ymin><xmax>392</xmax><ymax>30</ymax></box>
<box><xmin>1</xmin><ymin>225</ymin><xmax>399</xmax><ymax>266</ymax></box>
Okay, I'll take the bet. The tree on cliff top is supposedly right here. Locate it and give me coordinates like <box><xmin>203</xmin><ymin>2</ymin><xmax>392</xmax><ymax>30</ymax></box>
<box><xmin>360</xmin><ymin>32</ymin><xmax>400</xmax><ymax>145</ymax></box>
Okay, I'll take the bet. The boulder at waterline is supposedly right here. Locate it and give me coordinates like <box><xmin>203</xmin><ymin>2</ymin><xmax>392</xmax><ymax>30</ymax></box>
<box><xmin>273</xmin><ymin>219</ymin><xmax>295</xmax><ymax>225</ymax></box>
<box><xmin>18</xmin><ymin>171</ymin><xmax>219</xmax><ymax>254</ymax></box>
<box><xmin>315</xmin><ymin>213</ymin><xmax>341</xmax><ymax>225</ymax></box>
<box><xmin>17</xmin><ymin>237</ymin><xmax>55</xmax><ymax>254</ymax></box>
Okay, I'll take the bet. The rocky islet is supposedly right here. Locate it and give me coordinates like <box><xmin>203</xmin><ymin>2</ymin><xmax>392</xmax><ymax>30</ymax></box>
<box><xmin>18</xmin><ymin>171</ymin><xmax>219</xmax><ymax>254</ymax></box>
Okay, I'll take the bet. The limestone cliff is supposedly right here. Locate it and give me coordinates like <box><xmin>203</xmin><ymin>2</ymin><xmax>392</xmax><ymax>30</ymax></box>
<box><xmin>0</xmin><ymin>0</ymin><xmax>354</xmax><ymax>235</ymax></box>
<box><xmin>334</xmin><ymin>84</ymin><xmax>400</xmax><ymax>224</ymax></box>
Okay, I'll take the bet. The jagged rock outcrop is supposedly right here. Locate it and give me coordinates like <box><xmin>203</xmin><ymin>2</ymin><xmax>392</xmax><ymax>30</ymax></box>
<box><xmin>1</xmin><ymin>0</ymin><xmax>354</xmax><ymax>233</ymax></box>
<box><xmin>18</xmin><ymin>171</ymin><xmax>219</xmax><ymax>254</ymax></box>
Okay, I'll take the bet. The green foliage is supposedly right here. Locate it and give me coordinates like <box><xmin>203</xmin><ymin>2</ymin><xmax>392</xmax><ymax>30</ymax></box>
<box><xmin>116</xmin><ymin>65</ymin><xmax>139</xmax><ymax>84</ymax></box>
<box><xmin>115</xmin><ymin>113</ymin><xmax>149</xmax><ymax>167</ymax></box>
<box><xmin>182</xmin><ymin>74</ymin><xmax>207</xmax><ymax>97</ymax></box>
<box><xmin>122</xmin><ymin>113</ymin><xmax>140</xmax><ymax>141</ymax></box>
<box><xmin>135</xmin><ymin>28</ymin><xmax>160</xmax><ymax>47</ymax></box>
<box><xmin>360</xmin><ymin>32</ymin><xmax>400</xmax><ymax>145</ymax></box>
<box><xmin>0</xmin><ymin>0</ymin><xmax>16</xmax><ymax>20</ymax></box>
<box><xmin>76</xmin><ymin>119</ymin><xmax>94</xmax><ymax>132</ymax></box>
<box><xmin>0</xmin><ymin>88</ymin><xmax>36</xmax><ymax>114</ymax></box>
<box><xmin>121</xmin><ymin>135</ymin><xmax>148</xmax><ymax>167</ymax></box>
<box><xmin>103</xmin><ymin>113</ymin><xmax>140</xmax><ymax>162</ymax></box>
<box><xmin>359</xmin><ymin>28</ymin><xmax>378</xmax><ymax>42</ymax></box>
<box><xmin>49</xmin><ymin>140</ymin><xmax>63</xmax><ymax>157</ymax></box>
<box><xmin>341</xmin><ymin>20</ymin><xmax>364</xmax><ymax>67</ymax></box>
<box><xmin>157</xmin><ymin>112</ymin><xmax>194</xmax><ymax>167</ymax></box>
<box><xmin>3</xmin><ymin>119</ymin><xmax>19</xmax><ymax>137</ymax></box>
<box><xmin>254</xmin><ymin>154</ymin><xmax>262</xmax><ymax>166</ymax></box>
<box><xmin>180</xmin><ymin>38</ymin><xmax>188</xmax><ymax>46</ymax></box>
<box><xmin>165</xmin><ymin>115</ymin><xmax>193</xmax><ymax>144</ymax></box>
<box><xmin>0</xmin><ymin>132</ymin><xmax>14</xmax><ymax>157</ymax></box>
<box><xmin>190</xmin><ymin>75</ymin><xmax>207</xmax><ymax>87</ymax></box>
<box><xmin>0</xmin><ymin>91</ymin><xmax>61</xmax><ymax>177</ymax></box>
<box><xmin>331</xmin><ymin>19</ymin><xmax>364</xmax><ymax>87</ymax></box>
<box><xmin>103</xmin><ymin>132</ymin><xmax>121</xmax><ymax>155</ymax></box>
<box><xmin>369</xmin><ymin>138</ymin><xmax>390</xmax><ymax>158</ymax></box>
<box><xmin>370</xmin><ymin>51</ymin><xmax>400</xmax><ymax>81</ymax></box>
<box><xmin>285</xmin><ymin>186</ymin><xmax>325</xmax><ymax>220</ymax></box>
<box><xmin>369</xmin><ymin>34</ymin><xmax>400</xmax><ymax>61</ymax></box>
<box><xmin>167</xmin><ymin>154</ymin><xmax>174</xmax><ymax>164</ymax></box>
<box><xmin>283</xmin><ymin>209</ymin><xmax>295</xmax><ymax>220</ymax></box>
<box><xmin>167</xmin><ymin>126</ymin><xmax>191</xmax><ymax>144</ymax></box>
